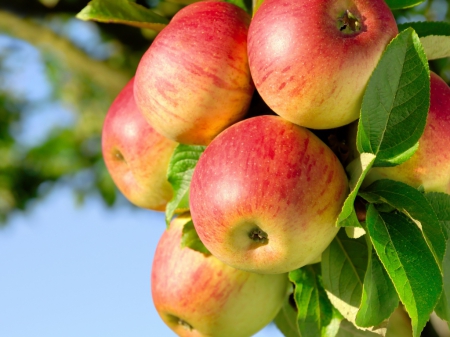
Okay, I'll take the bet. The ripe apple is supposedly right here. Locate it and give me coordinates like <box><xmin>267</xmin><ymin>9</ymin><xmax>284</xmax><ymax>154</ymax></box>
<box><xmin>151</xmin><ymin>213</ymin><xmax>289</xmax><ymax>337</ymax></box>
<box><xmin>189</xmin><ymin>116</ymin><xmax>349</xmax><ymax>274</ymax></box>
<box><xmin>102</xmin><ymin>78</ymin><xmax>177</xmax><ymax>211</ymax></box>
<box><xmin>364</xmin><ymin>72</ymin><xmax>450</xmax><ymax>193</ymax></box>
<box><xmin>134</xmin><ymin>0</ymin><xmax>254</xmax><ymax>146</ymax></box>
<box><xmin>247</xmin><ymin>0</ymin><xmax>398</xmax><ymax>130</ymax></box>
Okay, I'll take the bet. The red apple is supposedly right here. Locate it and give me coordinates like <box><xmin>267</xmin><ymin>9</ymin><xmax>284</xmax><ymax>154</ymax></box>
<box><xmin>134</xmin><ymin>0</ymin><xmax>254</xmax><ymax>146</ymax></box>
<box><xmin>189</xmin><ymin>116</ymin><xmax>349</xmax><ymax>274</ymax></box>
<box><xmin>247</xmin><ymin>0</ymin><xmax>398</xmax><ymax>130</ymax></box>
<box><xmin>151</xmin><ymin>213</ymin><xmax>289</xmax><ymax>337</ymax></box>
<box><xmin>102</xmin><ymin>78</ymin><xmax>177</xmax><ymax>211</ymax></box>
<box><xmin>365</xmin><ymin>72</ymin><xmax>450</xmax><ymax>193</ymax></box>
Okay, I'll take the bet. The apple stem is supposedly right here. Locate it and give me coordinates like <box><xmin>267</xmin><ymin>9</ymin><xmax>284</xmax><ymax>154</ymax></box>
<box><xmin>338</xmin><ymin>10</ymin><xmax>361</xmax><ymax>35</ymax></box>
<box><xmin>249</xmin><ymin>227</ymin><xmax>268</xmax><ymax>244</ymax></box>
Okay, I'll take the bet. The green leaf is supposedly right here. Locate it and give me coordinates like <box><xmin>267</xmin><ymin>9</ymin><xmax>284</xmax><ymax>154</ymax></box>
<box><xmin>398</xmin><ymin>21</ymin><xmax>450</xmax><ymax>60</ymax></box>
<box><xmin>181</xmin><ymin>220</ymin><xmax>210</xmax><ymax>255</ymax></box>
<box><xmin>165</xmin><ymin>144</ymin><xmax>206</xmax><ymax>226</ymax></box>
<box><xmin>385</xmin><ymin>0</ymin><xmax>425</xmax><ymax>10</ymax></box>
<box><xmin>357</xmin><ymin>28</ymin><xmax>430</xmax><ymax>167</ymax></box>
<box><xmin>428</xmin><ymin>193</ymin><xmax>450</xmax><ymax>322</ymax></box>
<box><xmin>360</xmin><ymin>180</ymin><xmax>446</xmax><ymax>269</ymax></box>
<box><xmin>435</xmin><ymin>293</ymin><xmax>450</xmax><ymax>323</ymax></box>
<box><xmin>440</xmin><ymin>238</ymin><xmax>450</xmax><ymax>325</ymax></box>
<box><xmin>335</xmin><ymin>320</ymin><xmax>381</xmax><ymax>337</ymax></box>
<box><xmin>321</xmin><ymin>230</ymin><xmax>368</xmax><ymax>324</ymax></box>
<box><xmin>253</xmin><ymin>0</ymin><xmax>265</xmax><ymax>14</ymax></box>
<box><xmin>289</xmin><ymin>265</ymin><xmax>334</xmax><ymax>336</ymax></box>
<box><xmin>337</xmin><ymin>153</ymin><xmax>376</xmax><ymax>227</ymax></box>
<box><xmin>273</xmin><ymin>294</ymin><xmax>301</xmax><ymax>337</ymax></box>
<box><xmin>287</xmin><ymin>263</ymin><xmax>384</xmax><ymax>337</ymax></box>
<box><xmin>435</xmin><ymin>237</ymin><xmax>450</xmax><ymax>323</ymax></box>
<box><xmin>76</xmin><ymin>0</ymin><xmax>169</xmax><ymax>31</ymax></box>
<box><xmin>365</xmin><ymin>205</ymin><xmax>442</xmax><ymax>337</ymax></box>
<box><xmin>425</xmin><ymin>192</ymin><xmax>450</xmax><ymax>238</ymax></box>
<box><xmin>152</xmin><ymin>1</ymin><xmax>185</xmax><ymax>18</ymax></box>
<box><xmin>164</xmin><ymin>0</ymin><xmax>200</xmax><ymax>4</ymax></box>
<box><xmin>224</xmin><ymin>0</ymin><xmax>252</xmax><ymax>14</ymax></box>
<box><xmin>356</xmin><ymin>240</ymin><xmax>399</xmax><ymax>328</ymax></box>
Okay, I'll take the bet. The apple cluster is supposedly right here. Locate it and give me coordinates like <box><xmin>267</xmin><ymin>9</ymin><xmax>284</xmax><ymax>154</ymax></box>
<box><xmin>101</xmin><ymin>0</ymin><xmax>450</xmax><ymax>336</ymax></box>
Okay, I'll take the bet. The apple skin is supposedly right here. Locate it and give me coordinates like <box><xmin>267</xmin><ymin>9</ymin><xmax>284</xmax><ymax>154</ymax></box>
<box><xmin>102</xmin><ymin>78</ymin><xmax>177</xmax><ymax>211</ymax></box>
<box><xmin>364</xmin><ymin>72</ymin><xmax>450</xmax><ymax>193</ymax></box>
<box><xmin>151</xmin><ymin>213</ymin><xmax>289</xmax><ymax>337</ymax></box>
<box><xmin>134</xmin><ymin>0</ymin><xmax>254</xmax><ymax>146</ymax></box>
<box><xmin>247</xmin><ymin>0</ymin><xmax>398</xmax><ymax>130</ymax></box>
<box><xmin>189</xmin><ymin>116</ymin><xmax>349</xmax><ymax>274</ymax></box>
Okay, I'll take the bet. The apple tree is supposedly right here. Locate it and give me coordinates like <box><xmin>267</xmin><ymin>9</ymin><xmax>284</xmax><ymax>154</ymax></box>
<box><xmin>79</xmin><ymin>0</ymin><xmax>450</xmax><ymax>336</ymax></box>
<box><xmin>2</xmin><ymin>0</ymin><xmax>450</xmax><ymax>336</ymax></box>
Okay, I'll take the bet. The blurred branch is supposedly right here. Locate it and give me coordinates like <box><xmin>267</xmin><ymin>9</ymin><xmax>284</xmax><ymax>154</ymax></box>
<box><xmin>0</xmin><ymin>10</ymin><xmax>130</xmax><ymax>97</ymax></box>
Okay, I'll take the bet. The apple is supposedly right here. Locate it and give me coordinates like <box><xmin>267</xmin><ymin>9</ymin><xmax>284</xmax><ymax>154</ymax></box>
<box><xmin>247</xmin><ymin>0</ymin><xmax>398</xmax><ymax>130</ymax></box>
<box><xmin>189</xmin><ymin>115</ymin><xmax>349</xmax><ymax>274</ymax></box>
<box><xmin>151</xmin><ymin>213</ymin><xmax>289</xmax><ymax>337</ymax></box>
<box><xmin>364</xmin><ymin>72</ymin><xmax>450</xmax><ymax>194</ymax></box>
<box><xmin>134</xmin><ymin>0</ymin><xmax>254</xmax><ymax>146</ymax></box>
<box><xmin>102</xmin><ymin>78</ymin><xmax>177</xmax><ymax>211</ymax></box>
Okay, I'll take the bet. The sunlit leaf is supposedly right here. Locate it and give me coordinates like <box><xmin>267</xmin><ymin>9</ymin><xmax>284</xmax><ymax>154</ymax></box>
<box><xmin>289</xmin><ymin>265</ymin><xmax>334</xmax><ymax>336</ymax></box>
<box><xmin>357</xmin><ymin>28</ymin><xmax>430</xmax><ymax>167</ymax></box>
<box><xmin>366</xmin><ymin>205</ymin><xmax>442</xmax><ymax>337</ymax></box>
<box><xmin>398</xmin><ymin>21</ymin><xmax>450</xmax><ymax>60</ymax></box>
<box><xmin>337</xmin><ymin>153</ymin><xmax>376</xmax><ymax>227</ymax></box>
<box><xmin>165</xmin><ymin>144</ymin><xmax>205</xmax><ymax>226</ymax></box>
<box><xmin>321</xmin><ymin>230</ymin><xmax>368</xmax><ymax>324</ymax></box>
<box><xmin>181</xmin><ymin>220</ymin><xmax>210</xmax><ymax>255</ymax></box>
<box><xmin>76</xmin><ymin>0</ymin><xmax>169</xmax><ymax>31</ymax></box>
<box><xmin>360</xmin><ymin>179</ymin><xmax>446</xmax><ymax>269</ymax></box>
<box><xmin>356</xmin><ymin>240</ymin><xmax>399</xmax><ymax>328</ymax></box>
<box><xmin>385</xmin><ymin>0</ymin><xmax>425</xmax><ymax>10</ymax></box>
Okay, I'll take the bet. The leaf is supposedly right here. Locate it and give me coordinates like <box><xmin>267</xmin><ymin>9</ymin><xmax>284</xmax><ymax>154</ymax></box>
<box><xmin>152</xmin><ymin>1</ymin><xmax>185</xmax><ymax>18</ymax></box>
<box><xmin>181</xmin><ymin>220</ymin><xmax>210</xmax><ymax>255</ymax></box>
<box><xmin>435</xmin><ymin>230</ymin><xmax>450</xmax><ymax>323</ymax></box>
<box><xmin>365</xmin><ymin>205</ymin><xmax>442</xmax><ymax>337</ymax></box>
<box><xmin>321</xmin><ymin>230</ymin><xmax>368</xmax><ymax>324</ymax></box>
<box><xmin>425</xmin><ymin>192</ymin><xmax>450</xmax><ymax>238</ymax></box>
<box><xmin>76</xmin><ymin>0</ymin><xmax>169</xmax><ymax>31</ymax></box>
<box><xmin>164</xmin><ymin>0</ymin><xmax>201</xmax><ymax>4</ymax></box>
<box><xmin>356</xmin><ymin>240</ymin><xmax>399</xmax><ymax>328</ymax></box>
<box><xmin>345</xmin><ymin>226</ymin><xmax>366</xmax><ymax>239</ymax></box>
<box><xmin>434</xmin><ymin>293</ymin><xmax>450</xmax><ymax>324</ymax></box>
<box><xmin>435</xmin><ymin>237</ymin><xmax>450</xmax><ymax>324</ymax></box>
<box><xmin>337</xmin><ymin>153</ymin><xmax>376</xmax><ymax>227</ymax></box>
<box><xmin>385</xmin><ymin>0</ymin><xmax>425</xmax><ymax>10</ymax></box>
<box><xmin>430</xmin><ymin>193</ymin><xmax>450</xmax><ymax>321</ymax></box>
<box><xmin>357</xmin><ymin>28</ymin><xmax>430</xmax><ymax>167</ymax></box>
<box><xmin>398</xmin><ymin>21</ymin><xmax>450</xmax><ymax>60</ymax></box>
<box><xmin>224</xmin><ymin>0</ymin><xmax>252</xmax><ymax>14</ymax></box>
<box><xmin>253</xmin><ymin>0</ymin><xmax>265</xmax><ymax>14</ymax></box>
<box><xmin>273</xmin><ymin>294</ymin><xmax>301</xmax><ymax>337</ymax></box>
<box><xmin>359</xmin><ymin>179</ymin><xmax>446</xmax><ymax>269</ymax></box>
<box><xmin>289</xmin><ymin>265</ymin><xmax>334</xmax><ymax>336</ymax></box>
<box><xmin>165</xmin><ymin>144</ymin><xmax>206</xmax><ymax>226</ymax></box>
<box><xmin>335</xmin><ymin>320</ymin><xmax>381</xmax><ymax>337</ymax></box>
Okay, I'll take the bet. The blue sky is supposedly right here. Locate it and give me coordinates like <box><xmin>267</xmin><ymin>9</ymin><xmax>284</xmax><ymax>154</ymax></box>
<box><xmin>0</xmin><ymin>15</ymin><xmax>283</xmax><ymax>337</ymax></box>
<box><xmin>0</xmin><ymin>183</ymin><xmax>283</xmax><ymax>337</ymax></box>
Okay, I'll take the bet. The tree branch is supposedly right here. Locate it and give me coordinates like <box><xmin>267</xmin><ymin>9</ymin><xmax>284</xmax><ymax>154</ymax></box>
<box><xmin>0</xmin><ymin>10</ymin><xmax>131</xmax><ymax>96</ymax></box>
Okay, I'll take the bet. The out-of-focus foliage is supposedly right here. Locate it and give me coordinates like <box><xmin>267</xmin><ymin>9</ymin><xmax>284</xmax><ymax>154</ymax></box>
<box><xmin>0</xmin><ymin>0</ymin><xmax>449</xmax><ymax>225</ymax></box>
<box><xmin>0</xmin><ymin>0</ymin><xmax>156</xmax><ymax>223</ymax></box>
<box><xmin>394</xmin><ymin>0</ymin><xmax>450</xmax><ymax>81</ymax></box>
